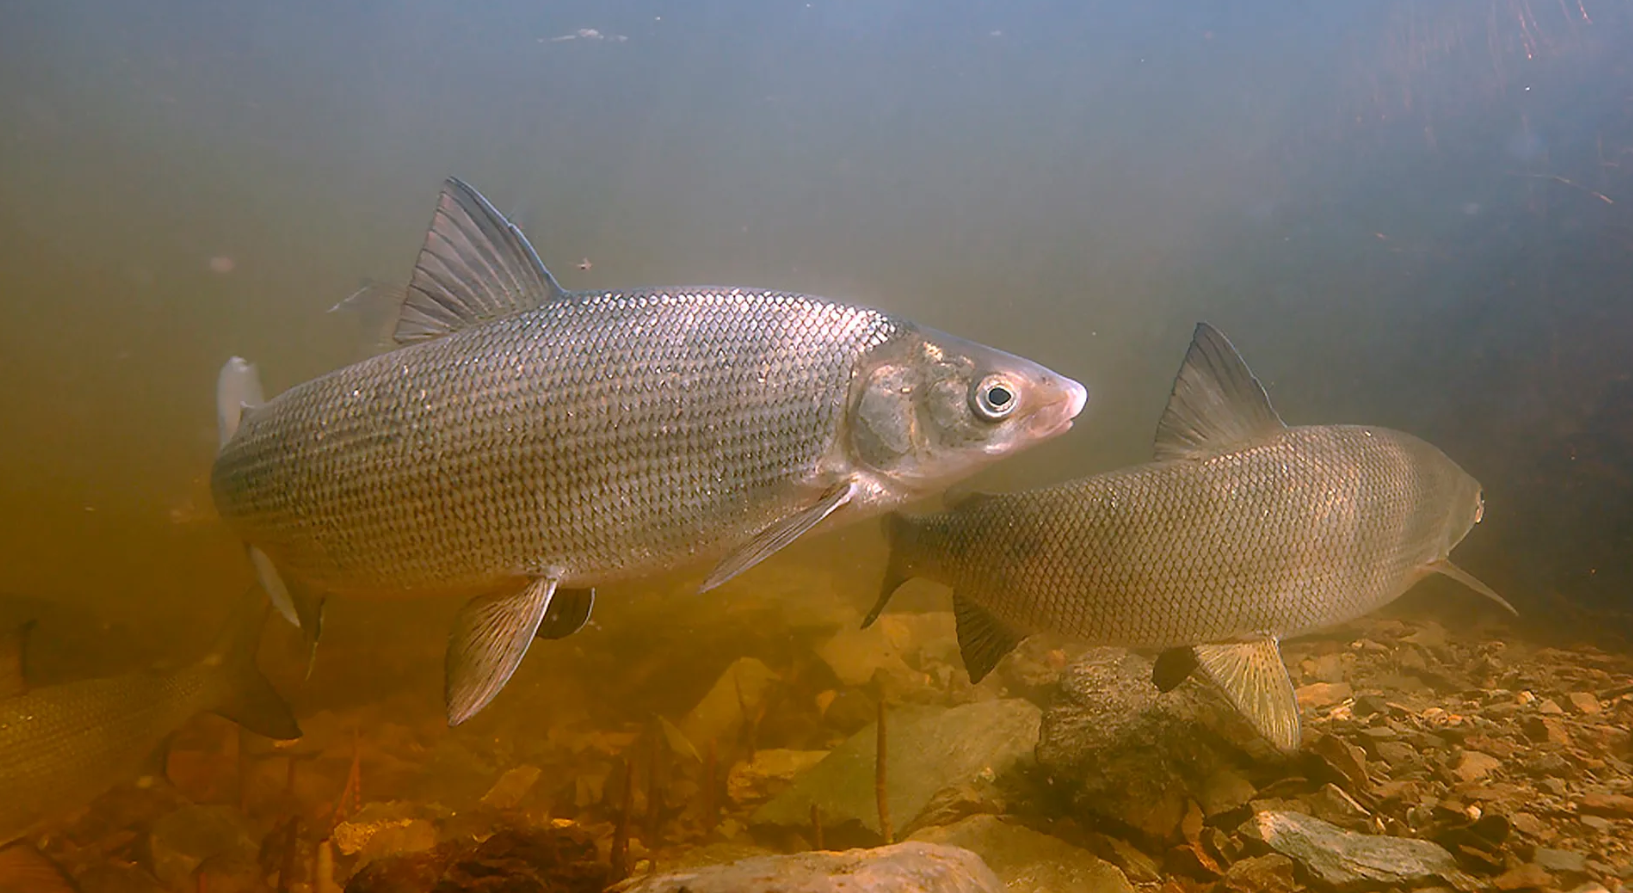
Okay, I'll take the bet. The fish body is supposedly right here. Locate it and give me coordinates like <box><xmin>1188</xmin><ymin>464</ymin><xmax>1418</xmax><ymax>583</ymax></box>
<box><xmin>212</xmin><ymin>178</ymin><xmax>1086</xmax><ymax>724</ymax></box>
<box><xmin>871</xmin><ymin>323</ymin><xmax>1510</xmax><ymax>751</ymax></box>
<box><xmin>0</xmin><ymin>595</ymin><xmax>300</xmax><ymax>845</ymax></box>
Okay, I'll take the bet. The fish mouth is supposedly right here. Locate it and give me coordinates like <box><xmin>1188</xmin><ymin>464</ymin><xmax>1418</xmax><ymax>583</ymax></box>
<box><xmin>1034</xmin><ymin>377</ymin><xmax>1088</xmax><ymax>438</ymax></box>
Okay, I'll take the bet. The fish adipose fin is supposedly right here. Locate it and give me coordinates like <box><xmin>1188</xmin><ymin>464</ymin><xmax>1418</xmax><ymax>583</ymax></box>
<box><xmin>953</xmin><ymin>593</ymin><xmax>1025</xmax><ymax>684</ymax></box>
<box><xmin>1151</xmin><ymin>645</ymin><xmax>1200</xmax><ymax>693</ymax></box>
<box><xmin>535</xmin><ymin>587</ymin><xmax>595</xmax><ymax>640</ymax></box>
<box><xmin>203</xmin><ymin>590</ymin><xmax>304</xmax><ymax>741</ymax></box>
<box><xmin>395</xmin><ymin>177</ymin><xmax>567</xmax><ymax>344</ymax></box>
<box><xmin>1154</xmin><ymin>323</ymin><xmax>1285</xmax><ymax>461</ymax></box>
<box><xmin>699</xmin><ymin>481</ymin><xmax>856</xmax><ymax>593</ymax></box>
<box><xmin>1428</xmin><ymin>559</ymin><xmax>1518</xmax><ymax>616</ymax></box>
<box><xmin>0</xmin><ymin>619</ymin><xmax>35</xmax><ymax>699</ymax></box>
<box><xmin>862</xmin><ymin>512</ymin><xmax>914</xmax><ymax>630</ymax></box>
<box><xmin>1193</xmin><ymin>639</ymin><xmax>1302</xmax><ymax>752</ymax></box>
<box><xmin>216</xmin><ymin>357</ymin><xmax>265</xmax><ymax>448</ymax></box>
<box><xmin>0</xmin><ymin>842</ymin><xmax>77</xmax><ymax>893</ymax></box>
<box><xmin>445</xmin><ymin>577</ymin><xmax>556</xmax><ymax>725</ymax></box>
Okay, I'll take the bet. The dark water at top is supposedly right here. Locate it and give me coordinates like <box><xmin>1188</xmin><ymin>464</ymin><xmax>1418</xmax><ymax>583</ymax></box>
<box><xmin>1</xmin><ymin>2</ymin><xmax>1631</xmax><ymax>890</ymax></box>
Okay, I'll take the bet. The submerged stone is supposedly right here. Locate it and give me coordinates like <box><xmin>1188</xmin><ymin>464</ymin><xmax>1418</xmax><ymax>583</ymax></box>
<box><xmin>910</xmin><ymin>814</ymin><xmax>1134</xmax><ymax>893</ymax></box>
<box><xmin>610</xmin><ymin>841</ymin><xmax>1001</xmax><ymax>893</ymax></box>
<box><xmin>1242</xmin><ymin>809</ymin><xmax>1464</xmax><ymax>888</ymax></box>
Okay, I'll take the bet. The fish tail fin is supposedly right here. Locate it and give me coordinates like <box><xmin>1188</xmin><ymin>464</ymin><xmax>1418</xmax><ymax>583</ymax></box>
<box><xmin>200</xmin><ymin>589</ymin><xmax>303</xmax><ymax>741</ymax></box>
<box><xmin>216</xmin><ymin>357</ymin><xmax>265</xmax><ymax>448</ymax></box>
<box><xmin>861</xmin><ymin>513</ymin><xmax>916</xmax><ymax>629</ymax></box>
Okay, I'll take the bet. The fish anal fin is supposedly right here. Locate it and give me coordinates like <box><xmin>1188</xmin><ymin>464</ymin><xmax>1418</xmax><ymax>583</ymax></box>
<box><xmin>1193</xmin><ymin>639</ymin><xmax>1302</xmax><ymax>752</ymax></box>
<box><xmin>1153</xmin><ymin>322</ymin><xmax>1285</xmax><ymax>461</ymax></box>
<box><xmin>0</xmin><ymin>841</ymin><xmax>78</xmax><ymax>893</ymax></box>
<box><xmin>395</xmin><ymin>178</ymin><xmax>565</xmax><ymax>344</ymax></box>
<box><xmin>953</xmin><ymin>593</ymin><xmax>1025</xmax><ymax>684</ymax></box>
<box><xmin>0</xmin><ymin>619</ymin><xmax>35</xmax><ymax>699</ymax></box>
<box><xmin>1428</xmin><ymin>559</ymin><xmax>1517</xmax><ymax>616</ymax></box>
<box><xmin>445</xmin><ymin>577</ymin><xmax>556</xmax><ymax>726</ymax></box>
<box><xmin>700</xmin><ymin>481</ymin><xmax>856</xmax><ymax>593</ymax></box>
<box><xmin>1151</xmin><ymin>645</ymin><xmax>1199</xmax><ymax>693</ymax></box>
<box><xmin>535</xmin><ymin>587</ymin><xmax>594</xmax><ymax>640</ymax></box>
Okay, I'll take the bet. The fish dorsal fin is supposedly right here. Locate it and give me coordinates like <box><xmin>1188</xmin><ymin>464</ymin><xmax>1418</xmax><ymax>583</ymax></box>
<box><xmin>394</xmin><ymin>178</ymin><xmax>566</xmax><ymax>344</ymax></box>
<box><xmin>1154</xmin><ymin>323</ymin><xmax>1285</xmax><ymax>461</ymax></box>
<box><xmin>953</xmin><ymin>593</ymin><xmax>1025</xmax><ymax>684</ymax></box>
<box><xmin>0</xmin><ymin>619</ymin><xmax>34</xmax><ymax>699</ymax></box>
<box><xmin>1193</xmin><ymin>639</ymin><xmax>1302</xmax><ymax>752</ymax></box>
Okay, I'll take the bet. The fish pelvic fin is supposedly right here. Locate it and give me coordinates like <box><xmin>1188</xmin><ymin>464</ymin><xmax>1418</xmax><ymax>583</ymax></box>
<box><xmin>201</xmin><ymin>588</ymin><xmax>303</xmax><ymax>741</ymax></box>
<box><xmin>1151</xmin><ymin>645</ymin><xmax>1200</xmax><ymax>693</ymax></box>
<box><xmin>247</xmin><ymin>547</ymin><xmax>325</xmax><ymax>670</ymax></box>
<box><xmin>1428</xmin><ymin>559</ymin><xmax>1517</xmax><ymax>616</ymax></box>
<box><xmin>1193</xmin><ymin>639</ymin><xmax>1302</xmax><ymax>753</ymax></box>
<box><xmin>535</xmin><ymin>587</ymin><xmax>595</xmax><ymax>640</ymax></box>
<box><xmin>1153</xmin><ymin>323</ymin><xmax>1285</xmax><ymax>461</ymax></box>
<box><xmin>394</xmin><ymin>178</ymin><xmax>567</xmax><ymax>344</ymax></box>
<box><xmin>861</xmin><ymin>512</ymin><xmax>916</xmax><ymax>630</ymax></box>
<box><xmin>700</xmin><ymin>481</ymin><xmax>856</xmax><ymax>594</ymax></box>
<box><xmin>953</xmin><ymin>592</ymin><xmax>1025</xmax><ymax>684</ymax></box>
<box><xmin>215</xmin><ymin>357</ymin><xmax>265</xmax><ymax>448</ymax></box>
<box><xmin>445</xmin><ymin>577</ymin><xmax>555</xmax><ymax>726</ymax></box>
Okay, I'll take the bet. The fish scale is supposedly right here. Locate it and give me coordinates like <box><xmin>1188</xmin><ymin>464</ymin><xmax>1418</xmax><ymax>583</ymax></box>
<box><xmin>214</xmin><ymin>291</ymin><xmax>899</xmax><ymax>594</ymax></box>
<box><xmin>908</xmin><ymin>425</ymin><xmax>1467</xmax><ymax>648</ymax></box>
<box><xmin>211</xmin><ymin>177</ymin><xmax>1086</xmax><ymax>724</ymax></box>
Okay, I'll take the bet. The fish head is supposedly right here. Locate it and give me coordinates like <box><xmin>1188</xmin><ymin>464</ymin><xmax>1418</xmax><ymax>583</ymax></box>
<box><xmin>847</xmin><ymin>327</ymin><xmax>1086</xmax><ymax>492</ymax></box>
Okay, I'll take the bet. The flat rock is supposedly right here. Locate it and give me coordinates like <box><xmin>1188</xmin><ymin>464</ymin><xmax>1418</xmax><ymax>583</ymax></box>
<box><xmin>1035</xmin><ymin>649</ymin><xmax>1269</xmax><ymax>842</ymax></box>
<box><xmin>611</xmin><ymin>842</ymin><xmax>1002</xmax><ymax>893</ymax></box>
<box><xmin>910</xmin><ymin>815</ymin><xmax>1133</xmax><ymax>893</ymax></box>
<box><xmin>1242</xmin><ymin>810</ymin><xmax>1463</xmax><ymax>888</ymax></box>
<box><xmin>753</xmin><ymin>700</ymin><xmax>1041</xmax><ymax>841</ymax></box>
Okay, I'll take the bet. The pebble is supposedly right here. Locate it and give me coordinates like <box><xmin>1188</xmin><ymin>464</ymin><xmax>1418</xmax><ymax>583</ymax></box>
<box><xmin>1453</xmin><ymin>751</ymin><xmax>1502</xmax><ymax>783</ymax></box>
<box><xmin>1567</xmin><ymin>692</ymin><xmax>1603</xmax><ymax>715</ymax></box>
<box><xmin>1296</xmin><ymin>682</ymin><xmax>1353</xmax><ymax>710</ymax></box>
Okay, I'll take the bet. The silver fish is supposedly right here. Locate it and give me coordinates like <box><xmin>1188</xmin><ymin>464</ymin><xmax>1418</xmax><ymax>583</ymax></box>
<box><xmin>0</xmin><ymin>592</ymin><xmax>301</xmax><ymax>845</ymax></box>
<box><xmin>212</xmin><ymin>178</ymin><xmax>1087</xmax><ymax>725</ymax></box>
<box><xmin>868</xmin><ymin>322</ymin><xmax>1512</xmax><ymax>751</ymax></box>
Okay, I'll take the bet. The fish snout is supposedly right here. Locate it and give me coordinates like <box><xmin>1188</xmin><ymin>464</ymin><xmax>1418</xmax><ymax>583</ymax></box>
<box><xmin>1031</xmin><ymin>375</ymin><xmax>1088</xmax><ymax>438</ymax></box>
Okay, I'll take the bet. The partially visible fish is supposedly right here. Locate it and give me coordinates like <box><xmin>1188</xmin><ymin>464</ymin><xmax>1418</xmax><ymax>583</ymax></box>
<box><xmin>0</xmin><ymin>591</ymin><xmax>302</xmax><ymax>845</ymax></box>
<box><xmin>868</xmin><ymin>323</ymin><xmax>1513</xmax><ymax>751</ymax></box>
<box><xmin>212</xmin><ymin>178</ymin><xmax>1087</xmax><ymax>725</ymax></box>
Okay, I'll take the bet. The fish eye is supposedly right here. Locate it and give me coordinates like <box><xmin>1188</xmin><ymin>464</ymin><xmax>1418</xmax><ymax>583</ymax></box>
<box><xmin>971</xmin><ymin>375</ymin><xmax>1018</xmax><ymax>421</ymax></box>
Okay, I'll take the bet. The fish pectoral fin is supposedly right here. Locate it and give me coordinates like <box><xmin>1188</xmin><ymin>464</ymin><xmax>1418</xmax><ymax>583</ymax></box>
<box><xmin>394</xmin><ymin>178</ymin><xmax>566</xmax><ymax>344</ymax></box>
<box><xmin>216</xmin><ymin>357</ymin><xmax>266</xmax><ymax>448</ymax></box>
<box><xmin>247</xmin><ymin>547</ymin><xmax>325</xmax><ymax>678</ymax></box>
<box><xmin>1428</xmin><ymin>559</ymin><xmax>1517</xmax><ymax>616</ymax></box>
<box><xmin>0</xmin><ymin>841</ymin><xmax>77</xmax><ymax>893</ymax></box>
<box><xmin>953</xmin><ymin>593</ymin><xmax>1025</xmax><ymax>684</ymax></box>
<box><xmin>1193</xmin><ymin>639</ymin><xmax>1303</xmax><ymax>753</ymax></box>
<box><xmin>0</xmin><ymin>618</ymin><xmax>35</xmax><ymax>699</ymax></box>
<box><xmin>1151</xmin><ymin>645</ymin><xmax>1200</xmax><ymax>693</ymax></box>
<box><xmin>1152</xmin><ymin>323</ymin><xmax>1285</xmax><ymax>461</ymax></box>
<box><xmin>699</xmin><ymin>481</ymin><xmax>857</xmax><ymax>593</ymax></box>
<box><xmin>445</xmin><ymin>577</ymin><xmax>557</xmax><ymax>726</ymax></box>
<box><xmin>535</xmin><ymin>587</ymin><xmax>595</xmax><ymax>640</ymax></box>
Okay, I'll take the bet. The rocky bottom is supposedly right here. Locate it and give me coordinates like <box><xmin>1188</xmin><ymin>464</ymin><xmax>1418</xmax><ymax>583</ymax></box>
<box><xmin>15</xmin><ymin>576</ymin><xmax>1633</xmax><ymax>893</ymax></box>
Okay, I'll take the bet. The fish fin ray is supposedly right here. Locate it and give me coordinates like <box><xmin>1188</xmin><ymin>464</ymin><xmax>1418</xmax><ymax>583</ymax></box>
<box><xmin>328</xmin><ymin>278</ymin><xmax>409</xmax><ymax>359</ymax></box>
<box><xmin>1428</xmin><ymin>559</ymin><xmax>1517</xmax><ymax>615</ymax></box>
<box><xmin>205</xmin><ymin>589</ymin><xmax>303</xmax><ymax>740</ymax></box>
<box><xmin>215</xmin><ymin>357</ymin><xmax>265</xmax><ymax>448</ymax></box>
<box><xmin>395</xmin><ymin>178</ymin><xmax>565</xmax><ymax>344</ymax></box>
<box><xmin>0</xmin><ymin>619</ymin><xmax>34</xmax><ymax>699</ymax></box>
<box><xmin>953</xmin><ymin>592</ymin><xmax>1024</xmax><ymax>684</ymax></box>
<box><xmin>535</xmin><ymin>587</ymin><xmax>594</xmax><ymax>640</ymax></box>
<box><xmin>699</xmin><ymin>481</ymin><xmax>856</xmax><ymax>593</ymax></box>
<box><xmin>445</xmin><ymin>577</ymin><xmax>555</xmax><ymax>725</ymax></box>
<box><xmin>0</xmin><ymin>841</ymin><xmax>79</xmax><ymax>893</ymax></box>
<box><xmin>1193</xmin><ymin>639</ymin><xmax>1302</xmax><ymax>752</ymax></box>
<box><xmin>861</xmin><ymin>513</ymin><xmax>914</xmax><ymax>629</ymax></box>
<box><xmin>1152</xmin><ymin>645</ymin><xmax>1199</xmax><ymax>693</ymax></box>
<box><xmin>1153</xmin><ymin>322</ymin><xmax>1285</xmax><ymax>461</ymax></box>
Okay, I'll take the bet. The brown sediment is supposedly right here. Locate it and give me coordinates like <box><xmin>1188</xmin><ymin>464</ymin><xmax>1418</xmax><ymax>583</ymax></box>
<box><xmin>702</xmin><ymin>738</ymin><xmax>718</xmax><ymax>833</ymax></box>
<box><xmin>810</xmin><ymin>803</ymin><xmax>824</xmax><ymax>851</ymax></box>
<box><xmin>274</xmin><ymin>815</ymin><xmax>301</xmax><ymax>893</ymax></box>
<box><xmin>610</xmin><ymin>757</ymin><xmax>635</xmax><ymax>879</ymax></box>
<box><xmin>875</xmin><ymin>697</ymin><xmax>892</xmax><ymax>845</ymax></box>
<box><xmin>328</xmin><ymin>728</ymin><xmax>363</xmax><ymax>830</ymax></box>
<box><xmin>644</xmin><ymin>720</ymin><xmax>665</xmax><ymax>847</ymax></box>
